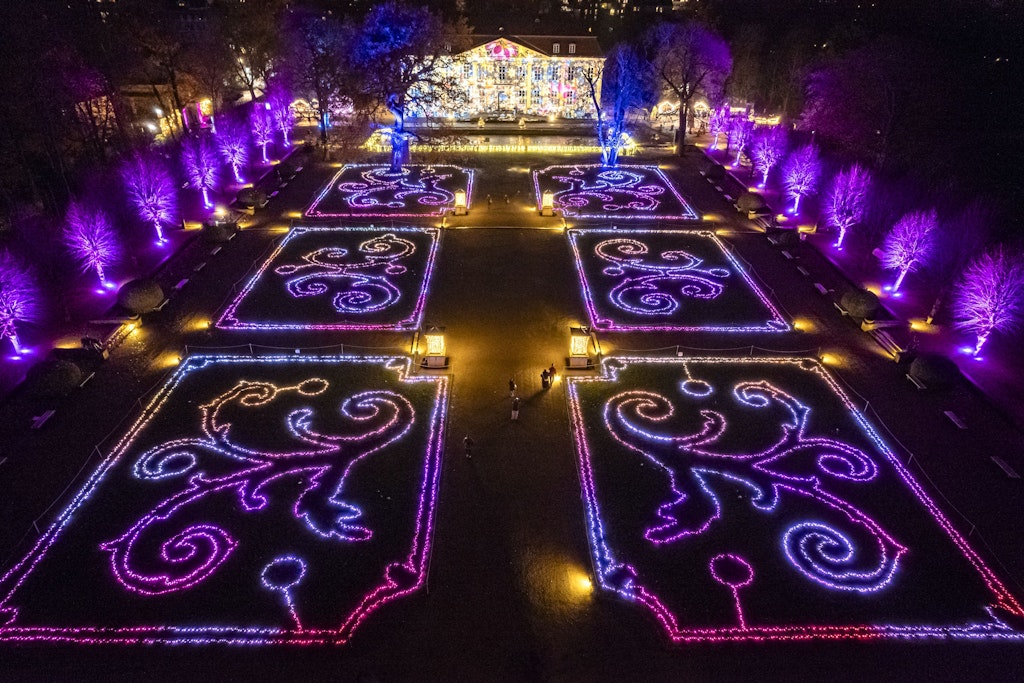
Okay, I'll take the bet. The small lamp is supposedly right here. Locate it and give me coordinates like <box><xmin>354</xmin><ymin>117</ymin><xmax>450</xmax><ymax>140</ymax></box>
<box><xmin>569</xmin><ymin>327</ymin><xmax>591</xmax><ymax>367</ymax></box>
<box><xmin>540</xmin><ymin>191</ymin><xmax>555</xmax><ymax>216</ymax></box>
<box><xmin>453</xmin><ymin>190</ymin><xmax>468</xmax><ymax>216</ymax></box>
<box><xmin>422</xmin><ymin>325</ymin><xmax>447</xmax><ymax>368</ymax></box>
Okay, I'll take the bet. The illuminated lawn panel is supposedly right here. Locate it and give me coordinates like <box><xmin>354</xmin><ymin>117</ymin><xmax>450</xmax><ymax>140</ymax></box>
<box><xmin>568</xmin><ymin>228</ymin><xmax>788</xmax><ymax>332</ymax></box>
<box><xmin>306</xmin><ymin>164</ymin><xmax>473</xmax><ymax>218</ymax></box>
<box><xmin>217</xmin><ymin>226</ymin><xmax>439</xmax><ymax>331</ymax></box>
<box><xmin>533</xmin><ymin>164</ymin><xmax>699</xmax><ymax>220</ymax></box>
<box><xmin>568</xmin><ymin>357</ymin><xmax>1024</xmax><ymax>643</ymax></box>
<box><xmin>0</xmin><ymin>355</ymin><xmax>448</xmax><ymax>645</ymax></box>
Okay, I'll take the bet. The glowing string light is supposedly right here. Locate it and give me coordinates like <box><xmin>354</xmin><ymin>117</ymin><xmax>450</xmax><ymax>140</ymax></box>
<box><xmin>306</xmin><ymin>165</ymin><xmax>474</xmax><ymax>218</ymax></box>
<box><xmin>533</xmin><ymin>164</ymin><xmax>699</xmax><ymax>220</ymax></box>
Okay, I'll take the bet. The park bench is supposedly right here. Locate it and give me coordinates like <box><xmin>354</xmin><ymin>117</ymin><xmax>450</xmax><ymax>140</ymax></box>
<box><xmin>781</xmin><ymin>250</ymin><xmax>794</xmax><ymax>260</ymax></box>
<box><xmin>869</xmin><ymin>328</ymin><xmax>905</xmax><ymax>359</ymax></box>
<box><xmin>814</xmin><ymin>282</ymin><xmax>830</xmax><ymax>295</ymax></box>
<box><xmin>906</xmin><ymin>373</ymin><xmax>927</xmax><ymax>390</ymax></box>
<box><xmin>991</xmin><ymin>456</ymin><xmax>1020</xmax><ymax>479</ymax></box>
<box><xmin>174</xmin><ymin>278</ymin><xmax>189</xmax><ymax>291</ymax></box>
<box><xmin>943</xmin><ymin>410</ymin><xmax>967</xmax><ymax>429</ymax></box>
<box><xmin>31</xmin><ymin>410</ymin><xmax>55</xmax><ymax>429</ymax></box>
<box><xmin>78</xmin><ymin>371</ymin><xmax>96</xmax><ymax>388</ymax></box>
<box><xmin>797</xmin><ymin>265</ymin><xmax>810</xmax><ymax>277</ymax></box>
<box><xmin>193</xmin><ymin>261</ymin><xmax>206</xmax><ymax>273</ymax></box>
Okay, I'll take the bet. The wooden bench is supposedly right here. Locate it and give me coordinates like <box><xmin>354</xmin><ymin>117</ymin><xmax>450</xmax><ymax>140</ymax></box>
<box><xmin>781</xmin><ymin>250</ymin><xmax>794</xmax><ymax>260</ymax></box>
<box><xmin>906</xmin><ymin>373</ymin><xmax>927</xmax><ymax>390</ymax></box>
<box><xmin>31</xmin><ymin>410</ymin><xmax>55</xmax><ymax>429</ymax></box>
<box><xmin>78</xmin><ymin>371</ymin><xmax>96</xmax><ymax>388</ymax></box>
<box><xmin>174</xmin><ymin>278</ymin><xmax>189</xmax><ymax>291</ymax></box>
<box><xmin>814</xmin><ymin>282</ymin><xmax>829</xmax><ymax>295</ymax></box>
<box><xmin>210</xmin><ymin>246</ymin><xmax>223</xmax><ymax>256</ymax></box>
<box><xmin>796</xmin><ymin>265</ymin><xmax>810</xmax><ymax>277</ymax></box>
<box><xmin>870</xmin><ymin>329</ymin><xmax>904</xmax><ymax>358</ymax></box>
<box><xmin>153</xmin><ymin>298</ymin><xmax>169</xmax><ymax>311</ymax></box>
<box><xmin>943</xmin><ymin>410</ymin><xmax>967</xmax><ymax>429</ymax></box>
<box><xmin>991</xmin><ymin>456</ymin><xmax>1021</xmax><ymax>479</ymax></box>
<box><xmin>193</xmin><ymin>262</ymin><xmax>207</xmax><ymax>273</ymax></box>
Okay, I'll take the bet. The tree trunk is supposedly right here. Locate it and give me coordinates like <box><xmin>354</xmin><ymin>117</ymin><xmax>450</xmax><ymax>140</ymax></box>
<box><xmin>676</xmin><ymin>101</ymin><xmax>688</xmax><ymax>156</ymax></box>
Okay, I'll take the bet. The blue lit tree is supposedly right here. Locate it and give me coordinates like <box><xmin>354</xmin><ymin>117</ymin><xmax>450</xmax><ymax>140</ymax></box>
<box><xmin>728</xmin><ymin>117</ymin><xmax>753</xmax><ymax>167</ymax></box>
<box><xmin>250</xmin><ymin>107</ymin><xmax>275</xmax><ymax>162</ymax></box>
<box><xmin>182</xmin><ymin>136</ymin><xmax>219</xmax><ymax>209</ymax></box>
<box><xmin>824</xmin><ymin>163</ymin><xmax>871</xmax><ymax>249</ymax></box>
<box><xmin>881</xmin><ymin>209</ymin><xmax>937</xmax><ymax>293</ymax></box>
<box><xmin>0</xmin><ymin>252</ymin><xmax>39</xmax><ymax>356</ymax></box>
<box><xmin>707</xmin><ymin>105</ymin><xmax>729</xmax><ymax>150</ymax></box>
<box><xmin>782</xmin><ymin>144</ymin><xmax>820</xmax><ymax>214</ymax></box>
<box><xmin>579</xmin><ymin>44</ymin><xmax>654</xmax><ymax>167</ymax></box>
<box><xmin>750</xmin><ymin>126</ymin><xmax>787</xmax><ymax>187</ymax></box>
<box><xmin>953</xmin><ymin>247</ymin><xmax>1024</xmax><ymax>356</ymax></box>
<box><xmin>64</xmin><ymin>202</ymin><xmax>121</xmax><ymax>290</ymax></box>
<box><xmin>216</xmin><ymin>121</ymin><xmax>250</xmax><ymax>183</ymax></box>
<box><xmin>121</xmin><ymin>155</ymin><xmax>178</xmax><ymax>244</ymax></box>
<box><xmin>353</xmin><ymin>2</ymin><xmax>468</xmax><ymax>171</ymax></box>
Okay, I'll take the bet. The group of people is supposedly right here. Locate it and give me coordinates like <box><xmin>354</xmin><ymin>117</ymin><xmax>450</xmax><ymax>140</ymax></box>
<box><xmin>464</xmin><ymin>364</ymin><xmax>561</xmax><ymax>459</ymax></box>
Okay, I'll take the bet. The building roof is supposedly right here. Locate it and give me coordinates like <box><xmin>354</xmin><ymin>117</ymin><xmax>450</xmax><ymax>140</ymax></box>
<box><xmin>465</xmin><ymin>34</ymin><xmax>604</xmax><ymax>58</ymax></box>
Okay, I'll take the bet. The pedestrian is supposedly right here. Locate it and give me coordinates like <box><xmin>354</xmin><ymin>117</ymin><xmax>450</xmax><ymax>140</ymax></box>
<box><xmin>487</xmin><ymin>194</ymin><xmax>493</xmax><ymax>208</ymax></box>
<box><xmin>511</xmin><ymin>396</ymin><xmax>520</xmax><ymax>421</ymax></box>
<box><xmin>504</xmin><ymin>193</ymin><xmax>509</xmax><ymax>204</ymax></box>
<box><xmin>541</xmin><ymin>368</ymin><xmax>550</xmax><ymax>389</ymax></box>
<box><xmin>509</xmin><ymin>377</ymin><xmax>516</xmax><ymax>397</ymax></box>
<box><xmin>463</xmin><ymin>435</ymin><xmax>474</xmax><ymax>459</ymax></box>
<box><xmin>548</xmin><ymin>363</ymin><xmax>557</xmax><ymax>383</ymax></box>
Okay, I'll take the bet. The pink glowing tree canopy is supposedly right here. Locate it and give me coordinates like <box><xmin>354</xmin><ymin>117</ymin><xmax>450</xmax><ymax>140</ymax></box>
<box><xmin>0</xmin><ymin>251</ymin><xmax>39</xmax><ymax>355</ymax></box>
<box><xmin>782</xmin><ymin>144</ymin><xmax>820</xmax><ymax>214</ymax></box>
<box><xmin>708</xmin><ymin>106</ymin><xmax>729</xmax><ymax>150</ymax></box>
<box><xmin>182</xmin><ymin>136</ymin><xmax>219</xmax><ymax>209</ymax></box>
<box><xmin>824</xmin><ymin>163</ymin><xmax>871</xmax><ymax>249</ymax></box>
<box><xmin>728</xmin><ymin>117</ymin><xmax>753</xmax><ymax>166</ymax></box>
<box><xmin>881</xmin><ymin>209</ymin><xmax>937</xmax><ymax>293</ymax></box>
<box><xmin>750</xmin><ymin>126</ymin><xmax>787</xmax><ymax>187</ymax></box>
<box><xmin>63</xmin><ymin>201</ymin><xmax>121</xmax><ymax>289</ymax></box>
<box><xmin>121</xmin><ymin>156</ymin><xmax>178</xmax><ymax>244</ymax></box>
<box><xmin>952</xmin><ymin>247</ymin><xmax>1024</xmax><ymax>355</ymax></box>
<box><xmin>216</xmin><ymin>122</ymin><xmax>250</xmax><ymax>183</ymax></box>
<box><xmin>251</xmin><ymin>107</ymin><xmax>274</xmax><ymax>163</ymax></box>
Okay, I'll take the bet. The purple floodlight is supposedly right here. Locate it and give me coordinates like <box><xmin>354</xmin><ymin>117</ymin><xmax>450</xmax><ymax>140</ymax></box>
<box><xmin>182</xmin><ymin>137</ymin><xmax>219</xmax><ymax>209</ymax></box>
<box><xmin>881</xmin><ymin>209</ymin><xmax>938</xmax><ymax>293</ymax></box>
<box><xmin>953</xmin><ymin>247</ymin><xmax>1024</xmax><ymax>356</ymax></box>
<box><xmin>216</xmin><ymin>122</ymin><xmax>250</xmax><ymax>184</ymax></box>
<box><xmin>0</xmin><ymin>252</ymin><xmax>39</xmax><ymax>356</ymax></box>
<box><xmin>824</xmin><ymin>164</ymin><xmax>871</xmax><ymax>250</ymax></box>
<box><xmin>63</xmin><ymin>202</ymin><xmax>121</xmax><ymax>290</ymax></box>
<box><xmin>750</xmin><ymin>127</ymin><xmax>787</xmax><ymax>187</ymax></box>
<box><xmin>251</xmin><ymin>108</ymin><xmax>274</xmax><ymax>163</ymax></box>
<box><xmin>782</xmin><ymin>144</ymin><xmax>821</xmax><ymax>214</ymax></box>
<box><xmin>121</xmin><ymin>156</ymin><xmax>178</xmax><ymax>245</ymax></box>
<box><xmin>708</xmin><ymin>106</ymin><xmax>729</xmax><ymax>151</ymax></box>
<box><xmin>729</xmin><ymin>117</ymin><xmax>753</xmax><ymax>166</ymax></box>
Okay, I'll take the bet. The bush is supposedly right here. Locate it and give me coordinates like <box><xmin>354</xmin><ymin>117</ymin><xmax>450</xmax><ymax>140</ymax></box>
<box><xmin>735</xmin><ymin>191</ymin><xmax>767</xmax><ymax>213</ymax></box>
<box><xmin>705</xmin><ymin>164</ymin><xmax>725</xmax><ymax>181</ymax></box>
<box><xmin>840</xmin><ymin>289</ymin><xmax>880</xmax><ymax>319</ymax></box>
<box><xmin>237</xmin><ymin>187</ymin><xmax>268</xmax><ymax>208</ymax></box>
<box><xmin>202</xmin><ymin>220</ymin><xmax>236</xmax><ymax>243</ymax></box>
<box><xmin>908</xmin><ymin>354</ymin><xmax>960</xmax><ymax>388</ymax></box>
<box><xmin>26</xmin><ymin>359</ymin><xmax>83</xmax><ymax>398</ymax></box>
<box><xmin>117</xmin><ymin>279</ymin><xmax>164</xmax><ymax>314</ymax></box>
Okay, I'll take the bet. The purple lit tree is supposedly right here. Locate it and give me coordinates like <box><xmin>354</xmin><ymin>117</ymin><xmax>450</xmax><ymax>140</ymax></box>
<box><xmin>0</xmin><ymin>252</ymin><xmax>39</xmax><ymax>356</ymax></box>
<box><xmin>64</xmin><ymin>202</ymin><xmax>121</xmax><ymax>289</ymax></box>
<box><xmin>121</xmin><ymin>156</ymin><xmax>178</xmax><ymax>244</ymax></box>
<box><xmin>728</xmin><ymin>117</ymin><xmax>753</xmax><ymax>167</ymax></box>
<box><xmin>708</xmin><ymin>106</ymin><xmax>729</xmax><ymax>150</ymax></box>
<box><xmin>782</xmin><ymin>144</ymin><xmax>820</xmax><ymax>214</ymax></box>
<box><xmin>881</xmin><ymin>209</ymin><xmax>937</xmax><ymax>293</ymax></box>
<box><xmin>182</xmin><ymin>136</ymin><xmax>219</xmax><ymax>209</ymax></box>
<box><xmin>216</xmin><ymin>121</ymin><xmax>250</xmax><ymax>183</ymax></box>
<box><xmin>824</xmin><ymin>163</ymin><xmax>871</xmax><ymax>249</ymax></box>
<box><xmin>750</xmin><ymin>126</ymin><xmax>787</xmax><ymax>187</ymax></box>
<box><xmin>251</xmin><ymin>107</ymin><xmax>274</xmax><ymax>163</ymax></box>
<box><xmin>269</xmin><ymin>90</ymin><xmax>294</xmax><ymax>147</ymax></box>
<box><xmin>953</xmin><ymin>247</ymin><xmax>1024</xmax><ymax>356</ymax></box>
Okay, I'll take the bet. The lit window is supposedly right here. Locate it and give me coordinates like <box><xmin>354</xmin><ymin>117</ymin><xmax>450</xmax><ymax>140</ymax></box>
<box><xmin>553</xmin><ymin>43</ymin><xmax>561</xmax><ymax>54</ymax></box>
<box><xmin>464</xmin><ymin>63</ymin><xmax>473</xmax><ymax>79</ymax></box>
<box><xmin>534</xmin><ymin>66</ymin><xmax>544</xmax><ymax>80</ymax></box>
<box><xmin>498</xmin><ymin>64</ymin><xmax>508</xmax><ymax>80</ymax></box>
<box><xmin>568</xmin><ymin>43</ymin><xmax>576</xmax><ymax>54</ymax></box>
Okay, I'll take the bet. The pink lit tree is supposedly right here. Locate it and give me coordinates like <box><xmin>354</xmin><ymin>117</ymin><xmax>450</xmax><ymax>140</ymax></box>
<box><xmin>782</xmin><ymin>144</ymin><xmax>820</xmax><ymax>214</ymax></box>
<box><xmin>708</xmin><ymin>106</ymin><xmax>729</xmax><ymax>150</ymax></box>
<box><xmin>269</xmin><ymin>91</ymin><xmax>293</xmax><ymax>147</ymax></box>
<box><xmin>728</xmin><ymin>117</ymin><xmax>753</xmax><ymax>166</ymax></box>
<box><xmin>953</xmin><ymin>247</ymin><xmax>1024</xmax><ymax>356</ymax></box>
<box><xmin>216</xmin><ymin>121</ymin><xmax>250</xmax><ymax>183</ymax></box>
<box><xmin>251</xmin><ymin>107</ymin><xmax>274</xmax><ymax>163</ymax></box>
<box><xmin>881</xmin><ymin>209</ymin><xmax>937</xmax><ymax>293</ymax></box>
<box><xmin>824</xmin><ymin>163</ymin><xmax>871</xmax><ymax>249</ymax></box>
<box><xmin>182</xmin><ymin>136</ymin><xmax>219</xmax><ymax>209</ymax></box>
<box><xmin>0</xmin><ymin>252</ymin><xmax>39</xmax><ymax>356</ymax></box>
<box><xmin>750</xmin><ymin>126</ymin><xmax>787</xmax><ymax>187</ymax></box>
<box><xmin>64</xmin><ymin>202</ymin><xmax>121</xmax><ymax>290</ymax></box>
<box><xmin>121</xmin><ymin>156</ymin><xmax>178</xmax><ymax>244</ymax></box>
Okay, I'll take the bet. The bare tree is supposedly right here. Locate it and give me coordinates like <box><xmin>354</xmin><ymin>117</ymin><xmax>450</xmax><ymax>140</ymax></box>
<box><xmin>579</xmin><ymin>43</ymin><xmax>653</xmax><ymax>167</ymax></box>
<box><xmin>824</xmin><ymin>163</ymin><xmax>871</xmax><ymax>250</ymax></box>
<box><xmin>953</xmin><ymin>246</ymin><xmax>1024</xmax><ymax>356</ymax></box>
<box><xmin>881</xmin><ymin>209</ymin><xmax>938</xmax><ymax>293</ymax></box>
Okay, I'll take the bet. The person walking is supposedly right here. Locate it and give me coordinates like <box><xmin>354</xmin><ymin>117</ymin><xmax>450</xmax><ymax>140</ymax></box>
<box><xmin>511</xmin><ymin>396</ymin><xmax>520</xmax><ymax>421</ymax></box>
<box><xmin>508</xmin><ymin>377</ymin><xmax>516</xmax><ymax>397</ymax></box>
<box><xmin>463</xmin><ymin>435</ymin><xmax>474</xmax><ymax>459</ymax></box>
<box><xmin>541</xmin><ymin>368</ymin><xmax>550</xmax><ymax>389</ymax></box>
<box><xmin>548</xmin><ymin>363</ymin><xmax>557</xmax><ymax>383</ymax></box>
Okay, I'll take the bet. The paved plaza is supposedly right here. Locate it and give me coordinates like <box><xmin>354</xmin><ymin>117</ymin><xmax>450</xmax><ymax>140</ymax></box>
<box><xmin>2</xmin><ymin>147</ymin><xmax>1023</xmax><ymax>681</ymax></box>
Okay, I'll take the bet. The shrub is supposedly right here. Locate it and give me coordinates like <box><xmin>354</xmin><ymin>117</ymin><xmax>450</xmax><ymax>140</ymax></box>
<box><xmin>705</xmin><ymin>164</ymin><xmax>725</xmax><ymax>181</ymax></box>
<box><xmin>840</xmin><ymin>288</ymin><xmax>880</xmax><ymax>319</ymax></box>
<box><xmin>908</xmin><ymin>354</ymin><xmax>960</xmax><ymax>388</ymax></box>
<box><xmin>26</xmin><ymin>359</ymin><xmax>83</xmax><ymax>398</ymax></box>
<box><xmin>736</xmin><ymin>191</ymin><xmax>767</xmax><ymax>213</ymax></box>
<box><xmin>117</xmin><ymin>279</ymin><xmax>165</xmax><ymax>314</ymax></box>
<box><xmin>202</xmin><ymin>220</ymin><xmax>236</xmax><ymax>243</ymax></box>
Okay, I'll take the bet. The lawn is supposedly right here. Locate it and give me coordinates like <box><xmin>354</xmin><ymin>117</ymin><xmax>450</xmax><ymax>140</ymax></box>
<box><xmin>306</xmin><ymin>164</ymin><xmax>474</xmax><ymax>218</ymax></box>
<box><xmin>533</xmin><ymin>164</ymin><xmax>699</xmax><ymax>220</ymax></box>
<box><xmin>216</xmin><ymin>226</ymin><xmax>440</xmax><ymax>331</ymax></box>
<box><xmin>567</xmin><ymin>356</ymin><xmax>1023</xmax><ymax>643</ymax></box>
<box><xmin>0</xmin><ymin>355</ymin><xmax>449</xmax><ymax>645</ymax></box>
<box><xmin>568</xmin><ymin>228</ymin><xmax>789</xmax><ymax>332</ymax></box>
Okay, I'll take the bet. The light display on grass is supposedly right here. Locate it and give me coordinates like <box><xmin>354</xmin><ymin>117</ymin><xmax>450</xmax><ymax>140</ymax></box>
<box><xmin>251</xmin><ymin>108</ymin><xmax>275</xmax><ymax>163</ymax></box>
<box><xmin>952</xmin><ymin>247</ymin><xmax>1024</xmax><ymax>356</ymax></box>
<box><xmin>0</xmin><ymin>354</ymin><xmax>450</xmax><ymax>645</ymax></box>
<box><xmin>182</xmin><ymin>137</ymin><xmax>219</xmax><ymax>209</ymax></box>
<box><xmin>750</xmin><ymin>127</ymin><xmax>787</xmax><ymax>188</ymax></box>
<box><xmin>0</xmin><ymin>252</ymin><xmax>39</xmax><ymax>356</ymax></box>
<box><xmin>533</xmin><ymin>165</ymin><xmax>699</xmax><ymax>220</ymax></box>
<box><xmin>63</xmin><ymin>202</ymin><xmax>121</xmax><ymax>290</ymax></box>
<box><xmin>782</xmin><ymin>144</ymin><xmax>820</xmax><ymax>214</ymax></box>
<box><xmin>824</xmin><ymin>164</ymin><xmax>871</xmax><ymax>250</ymax></box>
<box><xmin>881</xmin><ymin>209</ymin><xmax>937</xmax><ymax>293</ymax></box>
<box><xmin>567</xmin><ymin>356</ymin><xmax>1024</xmax><ymax>643</ymax></box>
<box><xmin>216</xmin><ymin>122</ymin><xmax>250</xmax><ymax>183</ymax></box>
<box><xmin>121</xmin><ymin>156</ymin><xmax>178</xmax><ymax>245</ymax></box>
<box><xmin>306</xmin><ymin>165</ymin><xmax>473</xmax><ymax>218</ymax></box>
<box><xmin>567</xmin><ymin>228</ymin><xmax>788</xmax><ymax>332</ymax></box>
<box><xmin>217</xmin><ymin>226</ymin><xmax>440</xmax><ymax>331</ymax></box>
